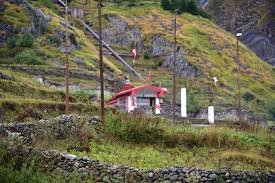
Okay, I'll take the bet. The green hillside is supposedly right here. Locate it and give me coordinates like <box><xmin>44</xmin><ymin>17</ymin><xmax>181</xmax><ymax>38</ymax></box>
<box><xmin>0</xmin><ymin>0</ymin><xmax>274</xmax><ymax>121</ymax></box>
<box><xmin>71</xmin><ymin>0</ymin><xmax>275</xmax><ymax>116</ymax></box>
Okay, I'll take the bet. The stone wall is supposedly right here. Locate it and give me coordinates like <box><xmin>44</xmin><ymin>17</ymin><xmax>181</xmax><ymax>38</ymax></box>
<box><xmin>1</xmin><ymin>115</ymin><xmax>274</xmax><ymax>182</ymax></box>
<box><xmin>160</xmin><ymin>103</ymin><xmax>267</xmax><ymax>125</ymax></box>
<box><xmin>39</xmin><ymin>150</ymin><xmax>275</xmax><ymax>183</ymax></box>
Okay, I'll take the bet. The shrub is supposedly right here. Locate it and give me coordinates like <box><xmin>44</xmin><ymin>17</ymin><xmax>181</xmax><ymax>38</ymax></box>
<box><xmin>143</xmin><ymin>51</ymin><xmax>151</xmax><ymax>59</ymax></box>
<box><xmin>105</xmin><ymin>112</ymin><xmax>165</xmax><ymax>144</ymax></box>
<box><xmin>6</xmin><ymin>37</ymin><xmax>17</xmax><ymax>49</ymax></box>
<box><xmin>243</xmin><ymin>92</ymin><xmax>255</xmax><ymax>102</ymax></box>
<box><xmin>75</xmin><ymin>117</ymin><xmax>97</xmax><ymax>152</ymax></box>
<box><xmin>161</xmin><ymin>0</ymin><xmax>171</xmax><ymax>10</ymax></box>
<box><xmin>160</xmin><ymin>0</ymin><xmax>210</xmax><ymax>18</ymax></box>
<box><xmin>267</xmin><ymin>101</ymin><xmax>275</xmax><ymax>120</ymax></box>
<box><xmin>19</xmin><ymin>32</ymin><xmax>34</xmax><ymax>48</ymax></box>
<box><xmin>186</xmin><ymin>0</ymin><xmax>199</xmax><ymax>15</ymax></box>
<box><xmin>187</xmin><ymin>92</ymin><xmax>199</xmax><ymax>114</ymax></box>
<box><xmin>14</xmin><ymin>50</ymin><xmax>44</xmax><ymax>65</ymax></box>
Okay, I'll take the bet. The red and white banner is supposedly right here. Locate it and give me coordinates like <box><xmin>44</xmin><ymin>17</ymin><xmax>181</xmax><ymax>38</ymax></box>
<box><xmin>132</xmin><ymin>48</ymin><xmax>137</xmax><ymax>64</ymax></box>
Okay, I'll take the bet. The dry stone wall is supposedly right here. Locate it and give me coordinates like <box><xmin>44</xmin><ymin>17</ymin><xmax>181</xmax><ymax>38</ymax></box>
<box><xmin>40</xmin><ymin>150</ymin><xmax>275</xmax><ymax>183</ymax></box>
<box><xmin>0</xmin><ymin>115</ymin><xmax>274</xmax><ymax>182</ymax></box>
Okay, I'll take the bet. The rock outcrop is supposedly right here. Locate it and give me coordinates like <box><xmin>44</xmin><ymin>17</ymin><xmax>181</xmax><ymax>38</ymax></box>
<box><xmin>54</xmin><ymin>25</ymin><xmax>81</xmax><ymax>53</ymax></box>
<box><xmin>0</xmin><ymin>1</ymin><xmax>17</xmax><ymax>46</ymax></box>
<box><xmin>204</xmin><ymin>0</ymin><xmax>275</xmax><ymax>65</ymax></box>
<box><xmin>103</xmin><ymin>15</ymin><xmax>143</xmax><ymax>49</ymax></box>
<box><xmin>22</xmin><ymin>0</ymin><xmax>50</xmax><ymax>36</ymax></box>
<box><xmin>150</xmin><ymin>36</ymin><xmax>202</xmax><ymax>78</ymax></box>
<box><xmin>103</xmin><ymin>15</ymin><xmax>202</xmax><ymax>78</ymax></box>
<box><xmin>0</xmin><ymin>0</ymin><xmax>6</xmax><ymax>16</ymax></box>
<box><xmin>0</xmin><ymin>72</ymin><xmax>14</xmax><ymax>81</ymax></box>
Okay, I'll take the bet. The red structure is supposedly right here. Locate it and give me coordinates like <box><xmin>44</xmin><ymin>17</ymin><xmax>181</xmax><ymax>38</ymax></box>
<box><xmin>108</xmin><ymin>82</ymin><xmax>167</xmax><ymax>114</ymax></box>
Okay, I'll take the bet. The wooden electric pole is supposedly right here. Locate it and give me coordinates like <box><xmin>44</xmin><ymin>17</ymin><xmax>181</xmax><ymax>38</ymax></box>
<box><xmin>172</xmin><ymin>9</ymin><xmax>178</xmax><ymax>123</ymax></box>
<box><xmin>98</xmin><ymin>0</ymin><xmax>105</xmax><ymax>125</ymax></box>
<box><xmin>65</xmin><ymin>0</ymin><xmax>69</xmax><ymax>114</ymax></box>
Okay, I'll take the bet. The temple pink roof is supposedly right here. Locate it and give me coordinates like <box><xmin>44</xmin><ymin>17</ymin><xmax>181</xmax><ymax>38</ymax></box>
<box><xmin>108</xmin><ymin>84</ymin><xmax>167</xmax><ymax>105</ymax></box>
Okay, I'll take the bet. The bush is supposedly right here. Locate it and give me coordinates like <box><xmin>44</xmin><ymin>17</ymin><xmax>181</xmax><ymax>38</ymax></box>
<box><xmin>19</xmin><ymin>32</ymin><xmax>34</xmax><ymax>48</ymax></box>
<box><xmin>187</xmin><ymin>92</ymin><xmax>199</xmax><ymax>114</ymax></box>
<box><xmin>75</xmin><ymin>117</ymin><xmax>97</xmax><ymax>152</ymax></box>
<box><xmin>143</xmin><ymin>51</ymin><xmax>151</xmax><ymax>59</ymax></box>
<box><xmin>105</xmin><ymin>112</ymin><xmax>165</xmax><ymax>144</ymax></box>
<box><xmin>267</xmin><ymin>101</ymin><xmax>275</xmax><ymax>120</ymax></box>
<box><xmin>161</xmin><ymin>0</ymin><xmax>210</xmax><ymax>18</ymax></box>
<box><xmin>6</xmin><ymin>37</ymin><xmax>17</xmax><ymax>49</ymax></box>
<box><xmin>14</xmin><ymin>50</ymin><xmax>44</xmax><ymax>65</ymax></box>
<box><xmin>161</xmin><ymin>0</ymin><xmax>171</xmax><ymax>10</ymax></box>
<box><xmin>243</xmin><ymin>92</ymin><xmax>255</xmax><ymax>102</ymax></box>
<box><xmin>186</xmin><ymin>0</ymin><xmax>199</xmax><ymax>15</ymax></box>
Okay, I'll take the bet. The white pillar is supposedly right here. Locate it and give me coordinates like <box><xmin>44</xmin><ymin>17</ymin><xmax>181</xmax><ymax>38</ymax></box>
<box><xmin>155</xmin><ymin>98</ymin><xmax>160</xmax><ymax>114</ymax></box>
<box><xmin>181</xmin><ymin>88</ymin><xmax>187</xmax><ymax>117</ymax></box>
<box><xmin>208</xmin><ymin>106</ymin><xmax>215</xmax><ymax>124</ymax></box>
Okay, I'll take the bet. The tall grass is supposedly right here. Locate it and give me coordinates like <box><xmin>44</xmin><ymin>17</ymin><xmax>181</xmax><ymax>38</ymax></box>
<box><xmin>104</xmin><ymin>111</ymin><xmax>275</xmax><ymax>151</ymax></box>
<box><xmin>104</xmin><ymin>111</ymin><xmax>165</xmax><ymax>144</ymax></box>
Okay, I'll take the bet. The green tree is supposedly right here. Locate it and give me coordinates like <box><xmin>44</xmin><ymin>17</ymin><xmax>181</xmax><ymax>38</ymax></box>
<box><xmin>267</xmin><ymin>101</ymin><xmax>275</xmax><ymax>120</ymax></box>
<box><xmin>19</xmin><ymin>32</ymin><xmax>34</xmax><ymax>48</ymax></box>
<box><xmin>161</xmin><ymin>0</ymin><xmax>171</xmax><ymax>10</ymax></box>
<box><xmin>179</xmin><ymin>0</ymin><xmax>187</xmax><ymax>12</ymax></box>
<box><xmin>6</xmin><ymin>37</ymin><xmax>17</xmax><ymax>49</ymax></box>
<box><xmin>187</xmin><ymin>0</ymin><xmax>199</xmax><ymax>15</ymax></box>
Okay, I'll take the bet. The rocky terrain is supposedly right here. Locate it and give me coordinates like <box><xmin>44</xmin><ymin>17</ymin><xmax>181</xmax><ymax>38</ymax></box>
<box><xmin>200</xmin><ymin>0</ymin><xmax>275</xmax><ymax>65</ymax></box>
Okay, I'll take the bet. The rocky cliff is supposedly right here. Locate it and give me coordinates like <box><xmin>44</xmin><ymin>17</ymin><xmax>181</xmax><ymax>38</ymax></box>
<box><xmin>202</xmin><ymin>0</ymin><xmax>275</xmax><ymax>65</ymax></box>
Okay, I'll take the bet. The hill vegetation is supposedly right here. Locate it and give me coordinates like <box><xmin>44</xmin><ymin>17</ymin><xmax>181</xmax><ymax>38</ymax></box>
<box><xmin>0</xmin><ymin>0</ymin><xmax>275</xmax><ymax>181</ymax></box>
<box><xmin>70</xmin><ymin>0</ymin><xmax>275</xmax><ymax>119</ymax></box>
<box><xmin>0</xmin><ymin>0</ymin><xmax>274</xmax><ymax>120</ymax></box>
<box><xmin>161</xmin><ymin>0</ymin><xmax>210</xmax><ymax>18</ymax></box>
<box><xmin>34</xmin><ymin>112</ymin><xmax>275</xmax><ymax>171</ymax></box>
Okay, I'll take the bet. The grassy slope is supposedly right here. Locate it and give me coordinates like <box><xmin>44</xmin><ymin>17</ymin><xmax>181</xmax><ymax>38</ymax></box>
<box><xmin>71</xmin><ymin>0</ymin><xmax>275</xmax><ymax>115</ymax></box>
<box><xmin>0</xmin><ymin>0</ymin><xmax>275</xmax><ymax>120</ymax></box>
<box><xmin>0</xmin><ymin>67</ymin><xmax>100</xmax><ymax>123</ymax></box>
<box><xmin>0</xmin><ymin>0</ymin><xmax>124</xmax><ymax>122</ymax></box>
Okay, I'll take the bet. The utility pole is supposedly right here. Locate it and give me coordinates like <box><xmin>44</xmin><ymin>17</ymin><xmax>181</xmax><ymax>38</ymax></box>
<box><xmin>172</xmin><ymin>9</ymin><xmax>178</xmax><ymax>124</ymax></box>
<box><xmin>98</xmin><ymin>0</ymin><xmax>105</xmax><ymax>125</ymax></box>
<box><xmin>65</xmin><ymin>0</ymin><xmax>69</xmax><ymax>114</ymax></box>
<box><xmin>236</xmin><ymin>33</ymin><xmax>242</xmax><ymax>125</ymax></box>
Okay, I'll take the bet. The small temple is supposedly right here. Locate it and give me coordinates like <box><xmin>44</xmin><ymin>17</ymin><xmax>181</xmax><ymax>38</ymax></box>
<box><xmin>108</xmin><ymin>80</ymin><xmax>167</xmax><ymax>114</ymax></box>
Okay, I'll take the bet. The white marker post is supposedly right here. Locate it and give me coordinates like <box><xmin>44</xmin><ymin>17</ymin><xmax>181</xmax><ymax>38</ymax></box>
<box><xmin>181</xmin><ymin>88</ymin><xmax>187</xmax><ymax>117</ymax></box>
<box><xmin>208</xmin><ymin>106</ymin><xmax>215</xmax><ymax>124</ymax></box>
<box><xmin>155</xmin><ymin>98</ymin><xmax>161</xmax><ymax>114</ymax></box>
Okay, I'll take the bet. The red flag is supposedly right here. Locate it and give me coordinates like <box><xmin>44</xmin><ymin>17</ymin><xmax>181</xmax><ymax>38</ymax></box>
<box><xmin>132</xmin><ymin>48</ymin><xmax>137</xmax><ymax>64</ymax></box>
